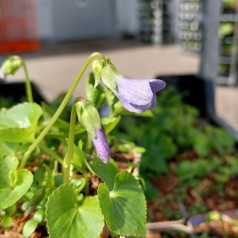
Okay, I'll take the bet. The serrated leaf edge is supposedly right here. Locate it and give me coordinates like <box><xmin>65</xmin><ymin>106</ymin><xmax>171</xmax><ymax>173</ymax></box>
<box><xmin>99</xmin><ymin>171</ymin><xmax>147</xmax><ymax>237</ymax></box>
<box><xmin>0</xmin><ymin>168</ymin><xmax>33</xmax><ymax>210</ymax></box>
<box><xmin>45</xmin><ymin>183</ymin><xmax>76</xmax><ymax>237</ymax></box>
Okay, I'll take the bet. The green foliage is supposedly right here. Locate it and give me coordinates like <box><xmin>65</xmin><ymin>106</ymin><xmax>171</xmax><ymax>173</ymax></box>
<box><xmin>0</xmin><ymin>102</ymin><xmax>42</xmax><ymax>143</ymax></box>
<box><xmin>23</xmin><ymin>209</ymin><xmax>44</xmax><ymax>238</ymax></box>
<box><xmin>0</xmin><ymin>142</ymin><xmax>19</xmax><ymax>158</ymax></box>
<box><xmin>102</xmin><ymin>116</ymin><xmax>121</xmax><ymax>134</ymax></box>
<box><xmin>112</xmin><ymin>86</ymin><xmax>237</xmax><ymax>216</ymax></box>
<box><xmin>0</xmin><ymin>156</ymin><xmax>33</xmax><ymax>210</ymax></box>
<box><xmin>175</xmin><ymin>159</ymin><xmax>211</xmax><ymax>180</ymax></box>
<box><xmin>0</xmin><ymin>205</ymin><xmax>16</xmax><ymax>229</ymax></box>
<box><xmin>0</xmin><ymin>56</ymin><xmax>148</xmax><ymax>237</ymax></box>
<box><xmin>193</xmin><ymin>126</ymin><xmax>235</xmax><ymax>157</ymax></box>
<box><xmin>1</xmin><ymin>216</ymin><xmax>12</xmax><ymax>229</ymax></box>
<box><xmin>72</xmin><ymin>143</ymin><xmax>87</xmax><ymax>174</ymax></box>
<box><xmin>113</xmin><ymin>87</ymin><xmax>236</xmax><ymax>177</ymax></box>
<box><xmin>219</xmin><ymin>22</ymin><xmax>234</xmax><ymax>38</ymax></box>
<box><xmin>98</xmin><ymin>171</ymin><xmax>147</xmax><ymax>237</ymax></box>
<box><xmin>1</xmin><ymin>53</ymin><xmax>237</xmax><ymax>237</ymax></box>
<box><xmin>88</xmin><ymin>158</ymin><xmax>118</xmax><ymax>190</ymax></box>
<box><xmin>46</xmin><ymin>183</ymin><xmax>104</xmax><ymax>238</ymax></box>
<box><xmin>141</xmin><ymin>133</ymin><xmax>177</xmax><ymax>174</ymax></box>
<box><xmin>222</xmin><ymin>0</ymin><xmax>237</xmax><ymax>8</ymax></box>
<box><xmin>0</xmin><ymin>93</ymin><xmax>147</xmax><ymax>237</ymax></box>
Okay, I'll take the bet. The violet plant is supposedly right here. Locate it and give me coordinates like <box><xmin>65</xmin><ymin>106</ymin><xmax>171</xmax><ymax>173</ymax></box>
<box><xmin>0</xmin><ymin>53</ymin><xmax>165</xmax><ymax>237</ymax></box>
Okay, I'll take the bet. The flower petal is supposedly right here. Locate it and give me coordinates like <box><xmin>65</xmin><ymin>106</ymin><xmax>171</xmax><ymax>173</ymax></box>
<box><xmin>150</xmin><ymin>80</ymin><xmax>166</xmax><ymax>108</ymax></box>
<box><xmin>92</xmin><ymin>125</ymin><xmax>110</xmax><ymax>164</ymax></box>
<box><xmin>116</xmin><ymin>76</ymin><xmax>154</xmax><ymax>105</ymax></box>
<box><xmin>118</xmin><ymin>96</ymin><xmax>153</xmax><ymax>113</ymax></box>
<box><xmin>151</xmin><ymin>94</ymin><xmax>158</xmax><ymax>108</ymax></box>
<box><xmin>115</xmin><ymin>76</ymin><xmax>165</xmax><ymax>113</ymax></box>
<box><xmin>149</xmin><ymin>79</ymin><xmax>166</xmax><ymax>93</ymax></box>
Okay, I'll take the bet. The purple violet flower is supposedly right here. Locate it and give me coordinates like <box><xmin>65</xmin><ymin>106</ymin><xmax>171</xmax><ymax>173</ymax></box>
<box><xmin>111</xmin><ymin>76</ymin><xmax>166</xmax><ymax>113</ymax></box>
<box><xmin>93</xmin><ymin>59</ymin><xmax>166</xmax><ymax>113</ymax></box>
<box><xmin>92</xmin><ymin>125</ymin><xmax>110</xmax><ymax>164</ymax></box>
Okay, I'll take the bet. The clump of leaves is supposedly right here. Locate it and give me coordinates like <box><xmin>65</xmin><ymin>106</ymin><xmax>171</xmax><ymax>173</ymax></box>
<box><xmin>113</xmin><ymin>86</ymin><xmax>238</xmax><ymax>208</ymax></box>
<box><xmin>114</xmin><ymin>87</ymin><xmax>236</xmax><ymax>174</ymax></box>
<box><xmin>0</xmin><ymin>53</ymin><xmax>167</xmax><ymax>238</ymax></box>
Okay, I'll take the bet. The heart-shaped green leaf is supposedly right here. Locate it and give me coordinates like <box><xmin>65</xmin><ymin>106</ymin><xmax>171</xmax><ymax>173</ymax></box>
<box><xmin>0</xmin><ymin>142</ymin><xmax>17</xmax><ymax>157</ymax></box>
<box><xmin>0</xmin><ymin>156</ymin><xmax>33</xmax><ymax>210</ymax></box>
<box><xmin>87</xmin><ymin>158</ymin><xmax>118</xmax><ymax>191</ymax></box>
<box><xmin>46</xmin><ymin>183</ymin><xmax>104</xmax><ymax>238</ymax></box>
<box><xmin>98</xmin><ymin>171</ymin><xmax>147</xmax><ymax>237</ymax></box>
<box><xmin>0</xmin><ymin>102</ymin><xmax>42</xmax><ymax>143</ymax></box>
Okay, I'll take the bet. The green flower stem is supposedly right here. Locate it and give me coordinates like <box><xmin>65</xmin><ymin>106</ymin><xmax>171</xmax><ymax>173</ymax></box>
<box><xmin>19</xmin><ymin>52</ymin><xmax>105</xmax><ymax>169</ymax></box>
<box><xmin>63</xmin><ymin>102</ymin><xmax>77</xmax><ymax>183</ymax></box>
<box><xmin>22</xmin><ymin>61</ymin><xmax>33</xmax><ymax>103</ymax></box>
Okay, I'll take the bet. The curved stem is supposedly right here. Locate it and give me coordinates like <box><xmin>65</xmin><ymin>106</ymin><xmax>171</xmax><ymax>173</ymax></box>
<box><xmin>22</xmin><ymin>61</ymin><xmax>33</xmax><ymax>103</ymax></box>
<box><xmin>63</xmin><ymin>103</ymin><xmax>77</xmax><ymax>183</ymax></box>
<box><xmin>19</xmin><ymin>52</ymin><xmax>104</xmax><ymax>169</ymax></box>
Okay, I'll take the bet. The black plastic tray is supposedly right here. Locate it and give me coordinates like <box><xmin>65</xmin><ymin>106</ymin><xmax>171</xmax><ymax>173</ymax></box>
<box><xmin>157</xmin><ymin>74</ymin><xmax>215</xmax><ymax>118</ymax></box>
<box><xmin>0</xmin><ymin>81</ymin><xmax>45</xmax><ymax>104</ymax></box>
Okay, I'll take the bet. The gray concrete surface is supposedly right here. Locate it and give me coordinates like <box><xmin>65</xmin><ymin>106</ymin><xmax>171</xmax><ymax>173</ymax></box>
<box><xmin>2</xmin><ymin>39</ymin><xmax>199</xmax><ymax>100</ymax></box>
<box><xmin>216</xmin><ymin>86</ymin><xmax>238</xmax><ymax>131</ymax></box>
<box><xmin>1</xmin><ymin>39</ymin><xmax>238</xmax><ymax>134</ymax></box>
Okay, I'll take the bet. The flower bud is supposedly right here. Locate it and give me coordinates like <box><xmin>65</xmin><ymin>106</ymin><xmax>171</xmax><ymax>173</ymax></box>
<box><xmin>92</xmin><ymin>59</ymin><xmax>118</xmax><ymax>91</ymax></box>
<box><xmin>92</xmin><ymin>59</ymin><xmax>103</xmax><ymax>87</ymax></box>
<box><xmin>92</xmin><ymin>126</ymin><xmax>110</xmax><ymax>164</ymax></box>
<box><xmin>75</xmin><ymin>98</ymin><xmax>110</xmax><ymax>163</ymax></box>
<box><xmin>75</xmin><ymin>99</ymin><xmax>101</xmax><ymax>138</ymax></box>
<box><xmin>1</xmin><ymin>56</ymin><xmax>23</xmax><ymax>76</ymax></box>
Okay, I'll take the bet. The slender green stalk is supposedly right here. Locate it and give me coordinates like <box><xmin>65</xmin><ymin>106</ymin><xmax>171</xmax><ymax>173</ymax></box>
<box><xmin>63</xmin><ymin>103</ymin><xmax>77</xmax><ymax>183</ymax></box>
<box><xmin>22</xmin><ymin>61</ymin><xmax>33</xmax><ymax>103</ymax></box>
<box><xmin>19</xmin><ymin>52</ymin><xmax>104</xmax><ymax>169</ymax></box>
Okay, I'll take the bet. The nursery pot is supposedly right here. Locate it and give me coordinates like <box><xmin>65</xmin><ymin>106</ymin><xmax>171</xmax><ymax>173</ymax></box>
<box><xmin>157</xmin><ymin>74</ymin><xmax>215</xmax><ymax>119</ymax></box>
<box><xmin>157</xmin><ymin>74</ymin><xmax>238</xmax><ymax>140</ymax></box>
<box><xmin>0</xmin><ymin>80</ymin><xmax>45</xmax><ymax>104</ymax></box>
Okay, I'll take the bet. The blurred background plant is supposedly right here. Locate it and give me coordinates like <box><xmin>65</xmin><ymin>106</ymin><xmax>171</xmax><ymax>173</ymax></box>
<box><xmin>111</xmin><ymin>86</ymin><xmax>238</xmax><ymax>225</ymax></box>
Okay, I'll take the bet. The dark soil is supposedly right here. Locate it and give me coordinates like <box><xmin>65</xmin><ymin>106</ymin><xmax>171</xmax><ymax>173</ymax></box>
<box><xmin>147</xmin><ymin>157</ymin><xmax>238</xmax><ymax>237</ymax></box>
<box><xmin>2</xmin><ymin>149</ymin><xmax>238</xmax><ymax>237</ymax></box>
